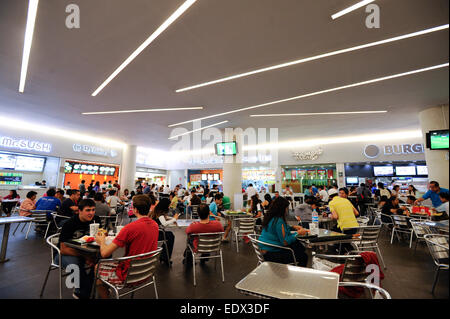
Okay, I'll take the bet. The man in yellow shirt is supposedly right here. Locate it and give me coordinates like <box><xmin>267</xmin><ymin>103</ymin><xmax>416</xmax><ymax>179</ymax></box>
<box><xmin>328</xmin><ymin>190</ymin><xmax>359</xmax><ymax>232</ymax></box>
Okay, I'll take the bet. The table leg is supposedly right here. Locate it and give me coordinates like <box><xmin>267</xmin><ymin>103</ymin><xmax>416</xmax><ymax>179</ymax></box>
<box><xmin>0</xmin><ymin>224</ymin><xmax>11</xmax><ymax>263</ymax></box>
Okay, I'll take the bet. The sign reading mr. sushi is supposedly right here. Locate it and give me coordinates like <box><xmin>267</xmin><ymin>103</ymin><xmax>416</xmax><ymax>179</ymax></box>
<box><xmin>0</xmin><ymin>136</ymin><xmax>52</xmax><ymax>153</ymax></box>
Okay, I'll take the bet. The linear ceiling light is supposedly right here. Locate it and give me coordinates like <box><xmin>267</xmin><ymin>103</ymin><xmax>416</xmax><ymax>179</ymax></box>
<box><xmin>91</xmin><ymin>0</ymin><xmax>198</xmax><ymax>96</ymax></box>
<box><xmin>250</xmin><ymin>110</ymin><xmax>388</xmax><ymax>117</ymax></box>
<box><xmin>175</xmin><ymin>24</ymin><xmax>449</xmax><ymax>93</ymax></box>
<box><xmin>19</xmin><ymin>0</ymin><xmax>39</xmax><ymax>93</ymax></box>
<box><xmin>0</xmin><ymin>114</ymin><xmax>126</xmax><ymax>148</ymax></box>
<box><xmin>168</xmin><ymin>120</ymin><xmax>229</xmax><ymax>139</ymax></box>
<box><xmin>169</xmin><ymin>63</ymin><xmax>449</xmax><ymax>127</ymax></box>
<box><xmin>82</xmin><ymin>106</ymin><xmax>203</xmax><ymax>115</ymax></box>
<box><xmin>331</xmin><ymin>0</ymin><xmax>376</xmax><ymax>20</ymax></box>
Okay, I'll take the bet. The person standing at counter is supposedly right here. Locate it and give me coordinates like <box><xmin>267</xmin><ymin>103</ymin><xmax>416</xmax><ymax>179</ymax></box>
<box><xmin>415</xmin><ymin>181</ymin><xmax>449</xmax><ymax>208</ymax></box>
<box><xmin>78</xmin><ymin>180</ymin><xmax>86</xmax><ymax>195</ymax></box>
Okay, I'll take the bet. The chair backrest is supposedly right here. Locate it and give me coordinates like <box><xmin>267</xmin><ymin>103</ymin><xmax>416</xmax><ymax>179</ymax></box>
<box><xmin>391</xmin><ymin>214</ymin><xmax>410</xmax><ymax>228</ymax></box>
<box><xmin>341</xmin><ymin>256</ymin><xmax>367</xmax><ymax>283</ymax></box>
<box><xmin>357</xmin><ymin>217</ymin><xmax>370</xmax><ymax>226</ymax></box>
<box><xmin>158</xmin><ymin>228</ymin><xmax>167</xmax><ymax>243</ymax></box>
<box><xmin>358</xmin><ymin>225</ymin><xmax>382</xmax><ymax>245</ymax></box>
<box><xmin>195</xmin><ymin>232</ymin><xmax>224</xmax><ymax>254</ymax></box>
<box><xmin>30</xmin><ymin>211</ymin><xmax>50</xmax><ymax>224</ymax></box>
<box><xmin>247</xmin><ymin>234</ymin><xmax>265</xmax><ymax>265</ymax></box>
<box><xmin>424</xmin><ymin>234</ymin><xmax>449</xmax><ymax>265</ymax></box>
<box><xmin>410</xmin><ymin>219</ymin><xmax>432</xmax><ymax>238</ymax></box>
<box><xmin>123</xmin><ymin>248</ymin><xmax>162</xmax><ymax>286</ymax></box>
<box><xmin>191</xmin><ymin>205</ymin><xmax>199</xmax><ymax>218</ymax></box>
<box><xmin>236</xmin><ymin>218</ymin><xmax>256</xmax><ymax>235</ymax></box>
<box><xmin>338</xmin><ymin>282</ymin><xmax>391</xmax><ymax>299</ymax></box>
<box><xmin>46</xmin><ymin>233</ymin><xmax>60</xmax><ymax>264</ymax></box>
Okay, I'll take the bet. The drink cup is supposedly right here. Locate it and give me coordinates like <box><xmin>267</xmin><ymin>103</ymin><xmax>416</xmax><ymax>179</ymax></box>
<box><xmin>89</xmin><ymin>223</ymin><xmax>99</xmax><ymax>237</ymax></box>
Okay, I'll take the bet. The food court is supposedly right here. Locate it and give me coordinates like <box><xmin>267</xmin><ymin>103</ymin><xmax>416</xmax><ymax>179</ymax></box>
<box><xmin>0</xmin><ymin>0</ymin><xmax>449</xmax><ymax>306</ymax></box>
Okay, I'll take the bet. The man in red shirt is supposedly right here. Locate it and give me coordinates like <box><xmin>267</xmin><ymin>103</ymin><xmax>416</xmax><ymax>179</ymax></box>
<box><xmin>94</xmin><ymin>195</ymin><xmax>158</xmax><ymax>299</ymax></box>
<box><xmin>184</xmin><ymin>204</ymin><xmax>224</xmax><ymax>265</ymax></box>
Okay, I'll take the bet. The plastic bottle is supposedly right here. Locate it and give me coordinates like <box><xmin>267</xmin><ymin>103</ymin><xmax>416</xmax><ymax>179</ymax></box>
<box><xmin>312</xmin><ymin>209</ymin><xmax>319</xmax><ymax>234</ymax></box>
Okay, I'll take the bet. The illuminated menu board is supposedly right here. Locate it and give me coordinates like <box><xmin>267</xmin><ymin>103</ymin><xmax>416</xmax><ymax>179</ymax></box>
<box><xmin>0</xmin><ymin>152</ymin><xmax>46</xmax><ymax>172</ymax></box>
<box><xmin>0</xmin><ymin>153</ymin><xmax>16</xmax><ymax>170</ymax></box>
<box><xmin>65</xmin><ymin>161</ymin><xmax>117</xmax><ymax>176</ymax></box>
<box><xmin>0</xmin><ymin>172</ymin><xmax>23</xmax><ymax>185</ymax></box>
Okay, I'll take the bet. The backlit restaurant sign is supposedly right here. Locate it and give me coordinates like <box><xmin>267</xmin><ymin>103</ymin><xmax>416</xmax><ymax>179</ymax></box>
<box><xmin>364</xmin><ymin>144</ymin><xmax>424</xmax><ymax>159</ymax></box>
<box><xmin>0</xmin><ymin>136</ymin><xmax>52</xmax><ymax>153</ymax></box>
<box><xmin>73</xmin><ymin>144</ymin><xmax>118</xmax><ymax>158</ymax></box>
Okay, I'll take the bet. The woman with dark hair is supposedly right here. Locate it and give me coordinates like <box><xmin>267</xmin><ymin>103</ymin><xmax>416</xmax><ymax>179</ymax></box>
<box><xmin>261</xmin><ymin>193</ymin><xmax>272</xmax><ymax>210</ymax></box>
<box><xmin>152</xmin><ymin>198</ymin><xmax>178</xmax><ymax>265</ymax></box>
<box><xmin>93</xmin><ymin>181</ymin><xmax>100</xmax><ymax>192</ymax></box>
<box><xmin>1</xmin><ymin>190</ymin><xmax>21</xmax><ymax>216</ymax></box>
<box><xmin>258</xmin><ymin>197</ymin><xmax>309</xmax><ymax>266</ymax></box>
<box><xmin>250</xmin><ymin>194</ymin><xmax>263</xmax><ymax>223</ymax></box>
<box><xmin>19</xmin><ymin>191</ymin><xmax>37</xmax><ymax>216</ymax></box>
<box><xmin>407</xmin><ymin>185</ymin><xmax>418</xmax><ymax>197</ymax></box>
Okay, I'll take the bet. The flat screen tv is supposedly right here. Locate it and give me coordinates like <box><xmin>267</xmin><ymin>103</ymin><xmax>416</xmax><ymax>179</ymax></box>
<box><xmin>373</xmin><ymin>166</ymin><xmax>394</xmax><ymax>177</ymax></box>
<box><xmin>215</xmin><ymin>142</ymin><xmax>237</xmax><ymax>156</ymax></box>
<box><xmin>0</xmin><ymin>153</ymin><xmax>16</xmax><ymax>170</ymax></box>
<box><xmin>416</xmin><ymin>165</ymin><xmax>428</xmax><ymax>175</ymax></box>
<box><xmin>395</xmin><ymin>166</ymin><xmax>416</xmax><ymax>176</ymax></box>
<box><xmin>14</xmin><ymin>156</ymin><xmax>46</xmax><ymax>172</ymax></box>
<box><xmin>346</xmin><ymin>177</ymin><xmax>358</xmax><ymax>184</ymax></box>
<box><xmin>426</xmin><ymin>130</ymin><xmax>449</xmax><ymax>150</ymax></box>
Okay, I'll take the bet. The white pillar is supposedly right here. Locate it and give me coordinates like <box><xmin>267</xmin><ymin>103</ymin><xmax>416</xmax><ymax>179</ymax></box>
<box><xmin>275</xmin><ymin>166</ymin><xmax>282</xmax><ymax>192</ymax></box>
<box><xmin>419</xmin><ymin>105</ymin><xmax>449</xmax><ymax>189</ymax></box>
<box><xmin>120</xmin><ymin>145</ymin><xmax>137</xmax><ymax>192</ymax></box>
<box><xmin>336</xmin><ymin>163</ymin><xmax>346</xmax><ymax>188</ymax></box>
<box><xmin>223</xmin><ymin>130</ymin><xmax>243</xmax><ymax>209</ymax></box>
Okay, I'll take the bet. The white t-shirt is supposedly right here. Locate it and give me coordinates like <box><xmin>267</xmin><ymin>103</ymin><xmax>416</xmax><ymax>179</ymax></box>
<box><xmin>100</xmin><ymin>184</ymin><xmax>107</xmax><ymax>190</ymax></box>
<box><xmin>436</xmin><ymin>201</ymin><xmax>449</xmax><ymax>214</ymax></box>
<box><xmin>246</xmin><ymin>186</ymin><xmax>257</xmax><ymax>198</ymax></box>
<box><xmin>177</xmin><ymin>189</ymin><xmax>185</xmax><ymax>197</ymax></box>
<box><xmin>319</xmin><ymin>189</ymin><xmax>329</xmax><ymax>202</ymax></box>
<box><xmin>163</xmin><ymin>186</ymin><xmax>171</xmax><ymax>194</ymax></box>
<box><xmin>328</xmin><ymin>188</ymin><xmax>338</xmax><ymax>196</ymax></box>
<box><xmin>107</xmin><ymin>196</ymin><xmax>121</xmax><ymax>208</ymax></box>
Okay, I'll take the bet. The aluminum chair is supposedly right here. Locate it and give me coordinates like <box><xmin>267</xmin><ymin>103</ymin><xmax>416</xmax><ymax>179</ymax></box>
<box><xmin>338</xmin><ymin>282</ymin><xmax>391</xmax><ymax>299</ymax></box>
<box><xmin>423</xmin><ymin>234</ymin><xmax>449</xmax><ymax>294</ymax></box>
<box><xmin>158</xmin><ymin>227</ymin><xmax>172</xmax><ymax>267</ymax></box>
<box><xmin>187</xmin><ymin>232</ymin><xmax>225</xmax><ymax>286</ymax></box>
<box><xmin>93</xmin><ymin>247</ymin><xmax>162</xmax><ymax>299</ymax></box>
<box><xmin>40</xmin><ymin>233</ymin><xmax>65</xmax><ymax>299</ymax></box>
<box><xmin>314</xmin><ymin>253</ymin><xmax>368</xmax><ymax>283</ymax></box>
<box><xmin>390</xmin><ymin>215</ymin><xmax>414</xmax><ymax>248</ymax></box>
<box><xmin>351</xmin><ymin>225</ymin><xmax>386</xmax><ymax>269</ymax></box>
<box><xmin>247</xmin><ymin>233</ymin><xmax>297</xmax><ymax>266</ymax></box>
<box><xmin>410</xmin><ymin>219</ymin><xmax>432</xmax><ymax>253</ymax></box>
<box><xmin>25</xmin><ymin>210</ymin><xmax>53</xmax><ymax>239</ymax></box>
<box><xmin>233</xmin><ymin>218</ymin><xmax>256</xmax><ymax>253</ymax></box>
<box><xmin>356</xmin><ymin>216</ymin><xmax>370</xmax><ymax>226</ymax></box>
<box><xmin>189</xmin><ymin>205</ymin><xmax>199</xmax><ymax>219</ymax></box>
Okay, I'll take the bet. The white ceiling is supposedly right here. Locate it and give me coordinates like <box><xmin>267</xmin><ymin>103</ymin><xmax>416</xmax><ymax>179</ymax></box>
<box><xmin>0</xmin><ymin>0</ymin><xmax>448</xmax><ymax>150</ymax></box>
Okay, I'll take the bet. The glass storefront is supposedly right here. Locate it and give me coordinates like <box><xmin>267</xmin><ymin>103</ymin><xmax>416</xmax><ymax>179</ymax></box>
<box><xmin>281</xmin><ymin>164</ymin><xmax>337</xmax><ymax>193</ymax></box>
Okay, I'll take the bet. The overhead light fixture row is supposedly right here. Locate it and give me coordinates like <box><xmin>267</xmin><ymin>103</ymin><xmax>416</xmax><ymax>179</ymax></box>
<box><xmin>91</xmin><ymin>0</ymin><xmax>198</xmax><ymax>97</ymax></box>
<box><xmin>175</xmin><ymin>24</ymin><xmax>449</xmax><ymax>93</ymax></box>
<box><xmin>82</xmin><ymin>106</ymin><xmax>203</xmax><ymax>115</ymax></box>
<box><xmin>19</xmin><ymin>0</ymin><xmax>39</xmax><ymax>93</ymax></box>
<box><xmin>169</xmin><ymin>63</ymin><xmax>449</xmax><ymax>127</ymax></box>
<box><xmin>331</xmin><ymin>0</ymin><xmax>376</xmax><ymax>20</ymax></box>
<box><xmin>250</xmin><ymin>110</ymin><xmax>388</xmax><ymax>117</ymax></box>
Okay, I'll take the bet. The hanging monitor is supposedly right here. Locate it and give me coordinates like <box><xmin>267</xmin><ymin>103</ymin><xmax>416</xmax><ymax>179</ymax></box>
<box><xmin>215</xmin><ymin>142</ymin><xmax>237</xmax><ymax>156</ymax></box>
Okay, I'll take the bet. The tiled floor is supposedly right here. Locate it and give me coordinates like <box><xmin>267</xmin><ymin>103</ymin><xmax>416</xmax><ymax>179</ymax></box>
<box><xmin>0</xmin><ymin>220</ymin><xmax>448</xmax><ymax>299</ymax></box>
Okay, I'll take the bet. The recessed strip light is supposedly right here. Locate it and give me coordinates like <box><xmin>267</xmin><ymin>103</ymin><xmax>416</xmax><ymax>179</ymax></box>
<box><xmin>82</xmin><ymin>106</ymin><xmax>203</xmax><ymax>115</ymax></box>
<box><xmin>331</xmin><ymin>0</ymin><xmax>375</xmax><ymax>20</ymax></box>
<box><xmin>169</xmin><ymin>63</ymin><xmax>449</xmax><ymax>127</ymax></box>
<box><xmin>168</xmin><ymin>120</ymin><xmax>229</xmax><ymax>140</ymax></box>
<box><xmin>19</xmin><ymin>0</ymin><xmax>39</xmax><ymax>93</ymax></box>
<box><xmin>91</xmin><ymin>0</ymin><xmax>197</xmax><ymax>97</ymax></box>
<box><xmin>250</xmin><ymin>110</ymin><xmax>388</xmax><ymax>117</ymax></box>
<box><xmin>175</xmin><ymin>24</ymin><xmax>449</xmax><ymax>93</ymax></box>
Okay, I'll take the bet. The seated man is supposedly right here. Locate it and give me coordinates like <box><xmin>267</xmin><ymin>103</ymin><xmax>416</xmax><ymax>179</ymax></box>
<box><xmin>209</xmin><ymin>194</ymin><xmax>231</xmax><ymax>242</ymax></box>
<box><xmin>294</xmin><ymin>197</ymin><xmax>319</xmax><ymax>229</ymax></box>
<box><xmin>94</xmin><ymin>195</ymin><xmax>159</xmax><ymax>299</ymax></box>
<box><xmin>58</xmin><ymin>199</ymin><xmax>101</xmax><ymax>299</ymax></box>
<box><xmin>61</xmin><ymin>190</ymin><xmax>81</xmax><ymax>218</ymax></box>
<box><xmin>328</xmin><ymin>192</ymin><xmax>359</xmax><ymax>252</ymax></box>
<box><xmin>184</xmin><ymin>204</ymin><xmax>224</xmax><ymax>265</ymax></box>
<box><xmin>35</xmin><ymin>188</ymin><xmax>62</xmax><ymax>232</ymax></box>
<box><xmin>432</xmin><ymin>192</ymin><xmax>449</xmax><ymax>221</ymax></box>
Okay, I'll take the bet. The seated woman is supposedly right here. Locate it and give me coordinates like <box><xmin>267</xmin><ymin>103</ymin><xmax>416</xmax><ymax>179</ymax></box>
<box><xmin>261</xmin><ymin>193</ymin><xmax>272</xmax><ymax>210</ymax></box>
<box><xmin>152</xmin><ymin>198</ymin><xmax>179</xmax><ymax>265</ymax></box>
<box><xmin>1</xmin><ymin>190</ymin><xmax>21</xmax><ymax>216</ymax></box>
<box><xmin>19</xmin><ymin>191</ymin><xmax>37</xmax><ymax>216</ymax></box>
<box><xmin>249</xmin><ymin>194</ymin><xmax>263</xmax><ymax>225</ymax></box>
<box><xmin>258</xmin><ymin>197</ymin><xmax>309</xmax><ymax>266</ymax></box>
